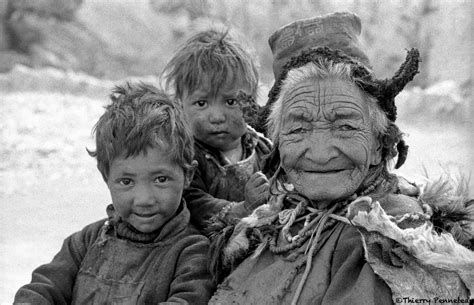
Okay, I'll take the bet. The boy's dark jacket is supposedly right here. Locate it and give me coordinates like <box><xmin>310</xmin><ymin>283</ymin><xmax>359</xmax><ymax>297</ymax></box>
<box><xmin>185</xmin><ymin>126</ymin><xmax>272</xmax><ymax>230</ymax></box>
<box><xmin>14</xmin><ymin>201</ymin><xmax>214</xmax><ymax>305</ymax></box>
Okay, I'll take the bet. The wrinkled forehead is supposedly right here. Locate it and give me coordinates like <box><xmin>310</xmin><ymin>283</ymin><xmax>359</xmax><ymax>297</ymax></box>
<box><xmin>280</xmin><ymin>78</ymin><xmax>369</xmax><ymax>121</ymax></box>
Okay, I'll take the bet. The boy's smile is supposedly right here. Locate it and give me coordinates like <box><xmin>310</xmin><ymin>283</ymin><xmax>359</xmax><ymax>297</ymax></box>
<box><xmin>106</xmin><ymin>145</ymin><xmax>188</xmax><ymax>233</ymax></box>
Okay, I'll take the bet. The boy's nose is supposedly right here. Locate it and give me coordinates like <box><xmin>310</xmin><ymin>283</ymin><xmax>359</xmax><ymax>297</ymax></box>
<box><xmin>208</xmin><ymin>105</ymin><xmax>226</xmax><ymax>124</ymax></box>
<box><xmin>133</xmin><ymin>184</ymin><xmax>155</xmax><ymax>206</ymax></box>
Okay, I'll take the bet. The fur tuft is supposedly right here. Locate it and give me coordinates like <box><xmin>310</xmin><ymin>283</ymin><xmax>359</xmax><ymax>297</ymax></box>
<box><xmin>206</xmin><ymin>195</ymin><xmax>286</xmax><ymax>284</ymax></box>
<box><xmin>420</xmin><ymin>174</ymin><xmax>474</xmax><ymax>249</ymax></box>
<box><xmin>251</xmin><ymin>236</ymin><xmax>270</xmax><ymax>259</ymax></box>
<box><xmin>223</xmin><ymin>225</ymin><xmax>251</xmax><ymax>264</ymax></box>
<box><xmin>222</xmin><ymin>194</ymin><xmax>286</xmax><ymax>261</ymax></box>
<box><xmin>205</xmin><ymin>213</ymin><xmax>236</xmax><ymax>284</ymax></box>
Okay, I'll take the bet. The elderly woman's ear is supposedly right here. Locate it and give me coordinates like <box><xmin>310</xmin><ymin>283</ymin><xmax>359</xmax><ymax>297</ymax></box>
<box><xmin>370</xmin><ymin>138</ymin><xmax>383</xmax><ymax>166</ymax></box>
<box><xmin>262</xmin><ymin>144</ymin><xmax>281</xmax><ymax>178</ymax></box>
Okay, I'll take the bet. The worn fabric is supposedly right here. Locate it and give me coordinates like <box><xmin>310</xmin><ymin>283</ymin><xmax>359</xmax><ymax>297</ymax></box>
<box><xmin>14</xmin><ymin>202</ymin><xmax>214</xmax><ymax>305</ymax></box>
<box><xmin>184</xmin><ymin>125</ymin><xmax>272</xmax><ymax>230</ymax></box>
<box><xmin>349</xmin><ymin>196</ymin><xmax>473</xmax><ymax>301</ymax></box>
<box><xmin>361</xmin><ymin>230</ymin><xmax>471</xmax><ymax>303</ymax></box>
<box><xmin>268</xmin><ymin>12</ymin><xmax>370</xmax><ymax>80</ymax></box>
<box><xmin>209</xmin><ymin>174</ymin><xmax>474</xmax><ymax>304</ymax></box>
<box><xmin>210</xmin><ymin>221</ymin><xmax>393</xmax><ymax>305</ymax></box>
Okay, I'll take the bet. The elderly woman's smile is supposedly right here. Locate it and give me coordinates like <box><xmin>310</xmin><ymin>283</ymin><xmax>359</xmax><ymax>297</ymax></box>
<box><xmin>278</xmin><ymin>78</ymin><xmax>382</xmax><ymax>205</ymax></box>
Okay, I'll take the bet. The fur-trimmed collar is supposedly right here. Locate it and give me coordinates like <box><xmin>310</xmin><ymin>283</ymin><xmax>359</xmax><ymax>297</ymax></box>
<box><xmin>207</xmin><ymin>173</ymin><xmax>473</xmax><ymax>284</ymax></box>
<box><xmin>348</xmin><ymin>175</ymin><xmax>474</xmax><ymax>298</ymax></box>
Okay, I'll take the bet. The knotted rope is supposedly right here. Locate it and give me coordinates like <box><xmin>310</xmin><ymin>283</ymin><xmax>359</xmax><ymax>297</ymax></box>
<box><xmin>291</xmin><ymin>204</ymin><xmax>346</xmax><ymax>305</ymax></box>
<box><xmin>279</xmin><ymin>200</ymin><xmax>307</xmax><ymax>242</ymax></box>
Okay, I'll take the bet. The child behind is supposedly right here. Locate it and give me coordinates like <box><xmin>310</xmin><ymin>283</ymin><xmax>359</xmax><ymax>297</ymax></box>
<box><xmin>14</xmin><ymin>83</ymin><xmax>213</xmax><ymax>304</ymax></box>
<box><xmin>162</xmin><ymin>29</ymin><xmax>273</xmax><ymax>232</ymax></box>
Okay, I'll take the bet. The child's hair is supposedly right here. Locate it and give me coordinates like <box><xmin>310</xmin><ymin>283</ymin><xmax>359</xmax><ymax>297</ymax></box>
<box><xmin>88</xmin><ymin>82</ymin><xmax>194</xmax><ymax>181</ymax></box>
<box><xmin>162</xmin><ymin>28</ymin><xmax>259</xmax><ymax>100</ymax></box>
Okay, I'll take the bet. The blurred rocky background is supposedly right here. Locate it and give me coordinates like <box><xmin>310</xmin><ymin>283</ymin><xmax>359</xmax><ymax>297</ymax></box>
<box><xmin>0</xmin><ymin>0</ymin><xmax>472</xmax><ymax>303</ymax></box>
<box><xmin>0</xmin><ymin>0</ymin><xmax>472</xmax><ymax>122</ymax></box>
<box><xmin>0</xmin><ymin>0</ymin><xmax>471</xmax><ymax>85</ymax></box>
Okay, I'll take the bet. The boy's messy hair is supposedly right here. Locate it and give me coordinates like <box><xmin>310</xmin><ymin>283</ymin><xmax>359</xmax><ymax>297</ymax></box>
<box><xmin>162</xmin><ymin>28</ymin><xmax>259</xmax><ymax>100</ymax></box>
<box><xmin>88</xmin><ymin>82</ymin><xmax>194</xmax><ymax>181</ymax></box>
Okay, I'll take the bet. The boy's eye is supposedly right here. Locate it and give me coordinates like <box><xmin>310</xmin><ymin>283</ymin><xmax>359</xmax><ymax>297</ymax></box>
<box><xmin>154</xmin><ymin>176</ymin><xmax>168</xmax><ymax>184</ymax></box>
<box><xmin>194</xmin><ymin>100</ymin><xmax>207</xmax><ymax>108</ymax></box>
<box><xmin>225</xmin><ymin>99</ymin><xmax>238</xmax><ymax>107</ymax></box>
<box><xmin>119</xmin><ymin>178</ymin><xmax>133</xmax><ymax>186</ymax></box>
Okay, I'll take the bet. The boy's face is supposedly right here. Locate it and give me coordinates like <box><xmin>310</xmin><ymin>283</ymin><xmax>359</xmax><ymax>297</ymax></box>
<box><xmin>181</xmin><ymin>77</ymin><xmax>249</xmax><ymax>152</ymax></box>
<box><xmin>106</xmin><ymin>145</ymin><xmax>189</xmax><ymax>233</ymax></box>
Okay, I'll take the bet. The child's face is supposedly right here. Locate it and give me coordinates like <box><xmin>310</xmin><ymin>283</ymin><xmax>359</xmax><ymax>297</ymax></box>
<box><xmin>106</xmin><ymin>145</ymin><xmax>188</xmax><ymax>233</ymax></box>
<box><xmin>181</xmin><ymin>77</ymin><xmax>249</xmax><ymax>151</ymax></box>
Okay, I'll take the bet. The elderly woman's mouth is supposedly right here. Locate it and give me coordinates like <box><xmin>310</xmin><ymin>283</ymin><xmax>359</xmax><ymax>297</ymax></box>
<box><xmin>302</xmin><ymin>169</ymin><xmax>350</xmax><ymax>174</ymax></box>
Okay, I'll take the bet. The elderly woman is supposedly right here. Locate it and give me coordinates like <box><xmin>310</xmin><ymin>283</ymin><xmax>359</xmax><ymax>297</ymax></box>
<box><xmin>208</xmin><ymin>12</ymin><xmax>473</xmax><ymax>305</ymax></box>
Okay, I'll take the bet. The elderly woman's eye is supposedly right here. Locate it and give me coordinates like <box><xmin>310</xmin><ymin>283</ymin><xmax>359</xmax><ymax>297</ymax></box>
<box><xmin>289</xmin><ymin>127</ymin><xmax>306</xmax><ymax>134</ymax></box>
<box><xmin>339</xmin><ymin>124</ymin><xmax>357</xmax><ymax>131</ymax></box>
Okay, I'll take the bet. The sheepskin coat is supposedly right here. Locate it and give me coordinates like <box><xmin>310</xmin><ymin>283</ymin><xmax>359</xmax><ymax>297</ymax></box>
<box><xmin>209</xmin><ymin>176</ymin><xmax>473</xmax><ymax>304</ymax></box>
<box><xmin>210</xmin><ymin>221</ymin><xmax>393</xmax><ymax>304</ymax></box>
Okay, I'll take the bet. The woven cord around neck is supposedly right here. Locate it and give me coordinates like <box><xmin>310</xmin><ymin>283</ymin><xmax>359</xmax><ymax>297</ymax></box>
<box><xmin>291</xmin><ymin>204</ymin><xmax>337</xmax><ymax>305</ymax></box>
<box><xmin>263</xmin><ymin>165</ymin><xmax>392</xmax><ymax>294</ymax></box>
<box><xmin>287</xmin><ymin>166</ymin><xmax>392</xmax><ymax>304</ymax></box>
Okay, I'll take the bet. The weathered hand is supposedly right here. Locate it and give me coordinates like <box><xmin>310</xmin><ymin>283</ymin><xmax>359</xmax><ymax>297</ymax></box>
<box><xmin>244</xmin><ymin>171</ymin><xmax>269</xmax><ymax>210</ymax></box>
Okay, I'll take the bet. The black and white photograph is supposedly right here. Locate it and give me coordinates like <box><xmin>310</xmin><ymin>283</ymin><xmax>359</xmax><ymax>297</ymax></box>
<box><xmin>1</xmin><ymin>0</ymin><xmax>473</xmax><ymax>304</ymax></box>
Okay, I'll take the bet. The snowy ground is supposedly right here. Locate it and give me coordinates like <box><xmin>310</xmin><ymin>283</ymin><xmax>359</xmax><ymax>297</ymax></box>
<box><xmin>0</xmin><ymin>92</ymin><xmax>110</xmax><ymax>303</ymax></box>
<box><xmin>1</xmin><ymin>89</ymin><xmax>472</xmax><ymax>303</ymax></box>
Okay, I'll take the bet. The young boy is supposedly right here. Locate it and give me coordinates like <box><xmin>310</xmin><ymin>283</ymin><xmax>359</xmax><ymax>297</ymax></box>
<box><xmin>162</xmin><ymin>29</ymin><xmax>273</xmax><ymax>231</ymax></box>
<box><xmin>14</xmin><ymin>83</ymin><xmax>214</xmax><ymax>304</ymax></box>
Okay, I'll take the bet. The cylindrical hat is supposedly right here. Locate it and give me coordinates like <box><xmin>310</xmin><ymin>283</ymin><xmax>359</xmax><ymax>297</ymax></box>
<box><xmin>268</xmin><ymin>12</ymin><xmax>370</xmax><ymax>79</ymax></box>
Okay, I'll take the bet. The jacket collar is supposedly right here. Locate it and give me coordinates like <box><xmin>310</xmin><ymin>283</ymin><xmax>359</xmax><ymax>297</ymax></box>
<box><xmin>106</xmin><ymin>200</ymin><xmax>191</xmax><ymax>243</ymax></box>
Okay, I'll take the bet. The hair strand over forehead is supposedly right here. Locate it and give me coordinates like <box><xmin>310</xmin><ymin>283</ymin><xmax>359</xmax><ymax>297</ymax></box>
<box><xmin>87</xmin><ymin>82</ymin><xmax>194</xmax><ymax>181</ymax></box>
<box><xmin>162</xmin><ymin>28</ymin><xmax>259</xmax><ymax>100</ymax></box>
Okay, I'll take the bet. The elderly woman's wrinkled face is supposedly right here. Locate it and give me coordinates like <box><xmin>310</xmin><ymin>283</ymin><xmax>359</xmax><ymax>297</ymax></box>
<box><xmin>278</xmin><ymin>78</ymin><xmax>382</xmax><ymax>205</ymax></box>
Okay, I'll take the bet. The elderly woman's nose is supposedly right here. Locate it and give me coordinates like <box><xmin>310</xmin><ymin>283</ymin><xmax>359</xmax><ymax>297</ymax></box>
<box><xmin>303</xmin><ymin>132</ymin><xmax>337</xmax><ymax>163</ymax></box>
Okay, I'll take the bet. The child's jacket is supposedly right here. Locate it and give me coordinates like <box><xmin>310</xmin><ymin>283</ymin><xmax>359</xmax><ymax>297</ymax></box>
<box><xmin>184</xmin><ymin>126</ymin><xmax>272</xmax><ymax>230</ymax></box>
<box><xmin>14</xmin><ymin>202</ymin><xmax>214</xmax><ymax>305</ymax></box>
